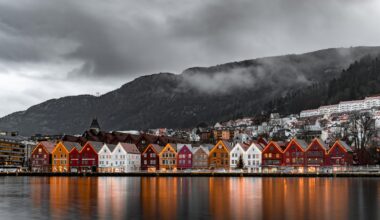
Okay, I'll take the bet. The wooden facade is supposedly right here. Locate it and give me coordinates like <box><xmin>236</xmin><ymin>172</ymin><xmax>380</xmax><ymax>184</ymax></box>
<box><xmin>283</xmin><ymin>139</ymin><xmax>308</xmax><ymax>168</ymax></box>
<box><xmin>208</xmin><ymin>140</ymin><xmax>232</xmax><ymax>169</ymax></box>
<box><xmin>159</xmin><ymin>143</ymin><xmax>177</xmax><ymax>170</ymax></box>
<box><xmin>52</xmin><ymin>142</ymin><xmax>70</xmax><ymax>172</ymax></box>
<box><xmin>141</xmin><ymin>144</ymin><xmax>162</xmax><ymax>171</ymax></box>
<box><xmin>262</xmin><ymin>141</ymin><xmax>283</xmax><ymax>168</ymax></box>
<box><xmin>30</xmin><ymin>141</ymin><xmax>55</xmax><ymax>172</ymax></box>
<box><xmin>80</xmin><ymin>141</ymin><xmax>102</xmax><ymax>172</ymax></box>
<box><xmin>305</xmin><ymin>138</ymin><xmax>328</xmax><ymax>171</ymax></box>
<box><xmin>192</xmin><ymin>145</ymin><xmax>211</xmax><ymax>169</ymax></box>
<box><xmin>327</xmin><ymin>140</ymin><xmax>353</xmax><ymax>167</ymax></box>
<box><xmin>177</xmin><ymin>144</ymin><xmax>192</xmax><ymax>170</ymax></box>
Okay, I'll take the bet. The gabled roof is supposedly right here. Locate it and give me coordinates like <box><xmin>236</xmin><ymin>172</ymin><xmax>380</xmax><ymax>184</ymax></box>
<box><xmin>177</xmin><ymin>144</ymin><xmax>192</xmax><ymax>152</ymax></box>
<box><xmin>295</xmin><ymin>139</ymin><xmax>308</xmax><ymax>150</ymax></box>
<box><xmin>232</xmin><ymin>142</ymin><xmax>250</xmax><ymax>152</ymax></box>
<box><xmin>119</xmin><ymin>143</ymin><xmax>140</xmax><ymax>154</ymax></box>
<box><xmin>161</xmin><ymin>143</ymin><xmax>177</xmax><ymax>153</ymax></box>
<box><xmin>210</xmin><ymin>140</ymin><xmax>233</xmax><ymax>153</ymax></box>
<box><xmin>262</xmin><ymin>141</ymin><xmax>283</xmax><ymax>153</ymax></box>
<box><xmin>103</xmin><ymin>143</ymin><xmax>117</xmax><ymax>152</ymax></box>
<box><xmin>39</xmin><ymin>141</ymin><xmax>56</xmax><ymax>153</ymax></box>
<box><xmin>143</xmin><ymin>144</ymin><xmax>163</xmax><ymax>154</ymax></box>
<box><xmin>86</xmin><ymin>141</ymin><xmax>104</xmax><ymax>152</ymax></box>
<box><xmin>306</xmin><ymin>138</ymin><xmax>328</xmax><ymax>151</ymax></box>
<box><xmin>331</xmin><ymin>140</ymin><xmax>353</xmax><ymax>153</ymax></box>
<box><xmin>284</xmin><ymin>138</ymin><xmax>308</xmax><ymax>152</ymax></box>
<box><xmin>248</xmin><ymin>142</ymin><xmax>264</xmax><ymax>152</ymax></box>
<box><xmin>62</xmin><ymin>141</ymin><xmax>82</xmax><ymax>152</ymax></box>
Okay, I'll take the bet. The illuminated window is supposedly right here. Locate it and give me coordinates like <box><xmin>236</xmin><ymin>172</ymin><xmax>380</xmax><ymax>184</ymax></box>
<box><xmin>38</xmin><ymin>148</ymin><xmax>42</xmax><ymax>153</ymax></box>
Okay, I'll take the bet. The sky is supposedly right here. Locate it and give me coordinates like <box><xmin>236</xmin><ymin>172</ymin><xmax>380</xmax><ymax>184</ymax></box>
<box><xmin>0</xmin><ymin>0</ymin><xmax>380</xmax><ymax>117</ymax></box>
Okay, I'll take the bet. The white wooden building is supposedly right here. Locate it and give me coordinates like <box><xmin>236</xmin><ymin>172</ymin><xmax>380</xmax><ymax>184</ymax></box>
<box><xmin>112</xmin><ymin>142</ymin><xmax>141</xmax><ymax>172</ymax></box>
<box><xmin>244</xmin><ymin>142</ymin><xmax>264</xmax><ymax>172</ymax></box>
<box><xmin>98</xmin><ymin>143</ymin><xmax>116</xmax><ymax>172</ymax></box>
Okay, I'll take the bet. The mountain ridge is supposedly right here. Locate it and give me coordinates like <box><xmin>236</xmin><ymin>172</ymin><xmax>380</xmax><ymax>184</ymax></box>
<box><xmin>1</xmin><ymin>46</ymin><xmax>380</xmax><ymax>135</ymax></box>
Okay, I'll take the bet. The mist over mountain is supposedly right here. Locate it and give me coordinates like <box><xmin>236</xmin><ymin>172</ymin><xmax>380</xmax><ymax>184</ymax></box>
<box><xmin>1</xmin><ymin>46</ymin><xmax>380</xmax><ymax>136</ymax></box>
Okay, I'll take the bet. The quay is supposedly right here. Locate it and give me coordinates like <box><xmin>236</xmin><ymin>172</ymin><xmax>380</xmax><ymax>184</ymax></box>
<box><xmin>1</xmin><ymin>171</ymin><xmax>380</xmax><ymax>177</ymax></box>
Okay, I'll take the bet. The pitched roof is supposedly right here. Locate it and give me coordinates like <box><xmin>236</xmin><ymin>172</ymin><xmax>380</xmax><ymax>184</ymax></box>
<box><xmin>87</xmin><ymin>141</ymin><xmax>104</xmax><ymax>152</ymax></box>
<box><xmin>335</xmin><ymin>140</ymin><xmax>353</xmax><ymax>152</ymax></box>
<box><xmin>249</xmin><ymin>142</ymin><xmax>264</xmax><ymax>152</ymax></box>
<box><xmin>294</xmin><ymin>139</ymin><xmax>308</xmax><ymax>150</ymax></box>
<box><xmin>233</xmin><ymin>142</ymin><xmax>250</xmax><ymax>152</ymax></box>
<box><xmin>39</xmin><ymin>141</ymin><xmax>56</xmax><ymax>153</ymax></box>
<box><xmin>177</xmin><ymin>144</ymin><xmax>192</xmax><ymax>152</ymax></box>
<box><xmin>62</xmin><ymin>141</ymin><xmax>82</xmax><ymax>152</ymax></box>
<box><xmin>119</xmin><ymin>143</ymin><xmax>140</xmax><ymax>154</ymax></box>
<box><xmin>144</xmin><ymin>144</ymin><xmax>164</xmax><ymax>154</ymax></box>
<box><xmin>104</xmin><ymin>143</ymin><xmax>117</xmax><ymax>152</ymax></box>
<box><xmin>309</xmin><ymin>138</ymin><xmax>328</xmax><ymax>151</ymax></box>
<box><xmin>165</xmin><ymin>143</ymin><xmax>177</xmax><ymax>151</ymax></box>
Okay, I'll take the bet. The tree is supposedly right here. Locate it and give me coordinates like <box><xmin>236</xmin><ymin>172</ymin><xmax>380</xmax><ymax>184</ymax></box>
<box><xmin>237</xmin><ymin>155</ymin><xmax>245</xmax><ymax>169</ymax></box>
<box><xmin>348</xmin><ymin>112</ymin><xmax>375</xmax><ymax>150</ymax></box>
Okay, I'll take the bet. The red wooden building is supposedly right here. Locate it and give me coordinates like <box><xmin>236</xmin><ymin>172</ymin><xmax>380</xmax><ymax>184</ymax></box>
<box><xmin>283</xmin><ymin>139</ymin><xmax>308</xmax><ymax>171</ymax></box>
<box><xmin>305</xmin><ymin>138</ymin><xmax>328</xmax><ymax>172</ymax></box>
<box><xmin>30</xmin><ymin>141</ymin><xmax>55</xmax><ymax>172</ymax></box>
<box><xmin>262</xmin><ymin>141</ymin><xmax>284</xmax><ymax>171</ymax></box>
<box><xmin>141</xmin><ymin>144</ymin><xmax>163</xmax><ymax>171</ymax></box>
<box><xmin>326</xmin><ymin>140</ymin><xmax>353</xmax><ymax>169</ymax></box>
<box><xmin>177</xmin><ymin>144</ymin><xmax>192</xmax><ymax>170</ymax></box>
<box><xmin>68</xmin><ymin>144</ymin><xmax>82</xmax><ymax>172</ymax></box>
<box><xmin>80</xmin><ymin>141</ymin><xmax>103</xmax><ymax>172</ymax></box>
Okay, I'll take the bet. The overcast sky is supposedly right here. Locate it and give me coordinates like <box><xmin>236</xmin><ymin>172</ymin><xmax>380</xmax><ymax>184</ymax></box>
<box><xmin>0</xmin><ymin>0</ymin><xmax>380</xmax><ymax>117</ymax></box>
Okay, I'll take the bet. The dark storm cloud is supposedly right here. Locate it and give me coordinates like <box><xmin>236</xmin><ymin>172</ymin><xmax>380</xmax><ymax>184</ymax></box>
<box><xmin>0</xmin><ymin>0</ymin><xmax>379</xmax><ymax>116</ymax></box>
<box><xmin>0</xmin><ymin>0</ymin><xmax>379</xmax><ymax>78</ymax></box>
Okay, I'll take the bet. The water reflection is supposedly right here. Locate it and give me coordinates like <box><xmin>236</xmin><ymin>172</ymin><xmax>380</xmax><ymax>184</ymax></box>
<box><xmin>0</xmin><ymin>177</ymin><xmax>379</xmax><ymax>219</ymax></box>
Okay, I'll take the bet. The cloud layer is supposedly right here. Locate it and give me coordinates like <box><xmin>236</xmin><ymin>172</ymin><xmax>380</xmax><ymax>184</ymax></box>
<box><xmin>0</xmin><ymin>0</ymin><xmax>380</xmax><ymax>116</ymax></box>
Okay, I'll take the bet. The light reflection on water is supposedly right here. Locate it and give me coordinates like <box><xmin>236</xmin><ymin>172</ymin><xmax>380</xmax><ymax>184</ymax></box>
<box><xmin>0</xmin><ymin>177</ymin><xmax>378</xmax><ymax>219</ymax></box>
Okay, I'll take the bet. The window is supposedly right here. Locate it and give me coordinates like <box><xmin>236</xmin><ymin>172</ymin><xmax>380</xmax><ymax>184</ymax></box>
<box><xmin>38</xmin><ymin>148</ymin><xmax>42</xmax><ymax>153</ymax></box>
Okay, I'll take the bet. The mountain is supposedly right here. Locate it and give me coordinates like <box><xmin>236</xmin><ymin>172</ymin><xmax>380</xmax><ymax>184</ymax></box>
<box><xmin>1</xmin><ymin>46</ymin><xmax>380</xmax><ymax>136</ymax></box>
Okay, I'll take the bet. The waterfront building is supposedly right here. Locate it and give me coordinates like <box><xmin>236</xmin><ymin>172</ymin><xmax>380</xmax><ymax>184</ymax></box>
<box><xmin>208</xmin><ymin>140</ymin><xmax>232</xmax><ymax>170</ymax></box>
<box><xmin>112</xmin><ymin>142</ymin><xmax>141</xmax><ymax>172</ymax></box>
<box><xmin>283</xmin><ymin>139</ymin><xmax>308</xmax><ymax>172</ymax></box>
<box><xmin>0</xmin><ymin>135</ymin><xmax>27</xmax><ymax>169</ymax></box>
<box><xmin>98</xmin><ymin>143</ymin><xmax>116</xmax><ymax>172</ymax></box>
<box><xmin>52</xmin><ymin>141</ymin><xmax>81</xmax><ymax>172</ymax></box>
<box><xmin>159</xmin><ymin>143</ymin><xmax>177</xmax><ymax>171</ymax></box>
<box><xmin>68</xmin><ymin>144</ymin><xmax>82</xmax><ymax>172</ymax></box>
<box><xmin>192</xmin><ymin>144</ymin><xmax>212</xmax><ymax>169</ymax></box>
<box><xmin>230</xmin><ymin>142</ymin><xmax>249</xmax><ymax>169</ymax></box>
<box><xmin>141</xmin><ymin>144</ymin><xmax>162</xmax><ymax>171</ymax></box>
<box><xmin>176</xmin><ymin>144</ymin><xmax>192</xmax><ymax>170</ymax></box>
<box><xmin>80</xmin><ymin>141</ymin><xmax>103</xmax><ymax>172</ymax></box>
<box><xmin>305</xmin><ymin>138</ymin><xmax>328</xmax><ymax>172</ymax></box>
<box><xmin>30</xmin><ymin>141</ymin><xmax>55</xmax><ymax>172</ymax></box>
<box><xmin>326</xmin><ymin>140</ymin><xmax>353</xmax><ymax>171</ymax></box>
<box><xmin>244</xmin><ymin>142</ymin><xmax>263</xmax><ymax>172</ymax></box>
<box><xmin>261</xmin><ymin>141</ymin><xmax>284</xmax><ymax>172</ymax></box>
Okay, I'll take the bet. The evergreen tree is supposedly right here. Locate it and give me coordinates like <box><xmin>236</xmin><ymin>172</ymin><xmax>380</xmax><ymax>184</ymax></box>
<box><xmin>237</xmin><ymin>155</ymin><xmax>244</xmax><ymax>169</ymax></box>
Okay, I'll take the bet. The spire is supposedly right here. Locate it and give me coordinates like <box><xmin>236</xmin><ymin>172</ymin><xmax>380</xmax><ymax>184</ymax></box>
<box><xmin>90</xmin><ymin>118</ymin><xmax>101</xmax><ymax>134</ymax></box>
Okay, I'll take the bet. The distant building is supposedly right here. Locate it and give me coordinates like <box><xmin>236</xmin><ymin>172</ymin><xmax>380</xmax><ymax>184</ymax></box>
<box><xmin>0</xmin><ymin>135</ymin><xmax>28</xmax><ymax>169</ymax></box>
<box><xmin>300</xmin><ymin>95</ymin><xmax>380</xmax><ymax>118</ymax></box>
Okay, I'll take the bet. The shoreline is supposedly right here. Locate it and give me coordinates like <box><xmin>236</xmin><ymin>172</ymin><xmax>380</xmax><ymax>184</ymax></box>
<box><xmin>1</xmin><ymin>172</ymin><xmax>380</xmax><ymax>177</ymax></box>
